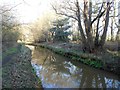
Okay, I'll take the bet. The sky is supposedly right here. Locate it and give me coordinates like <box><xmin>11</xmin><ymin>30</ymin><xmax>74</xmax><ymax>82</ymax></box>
<box><xmin>1</xmin><ymin>0</ymin><xmax>120</xmax><ymax>39</ymax></box>
<box><xmin>1</xmin><ymin>0</ymin><xmax>53</xmax><ymax>23</ymax></box>
<box><xmin>1</xmin><ymin>0</ymin><xmax>119</xmax><ymax>23</ymax></box>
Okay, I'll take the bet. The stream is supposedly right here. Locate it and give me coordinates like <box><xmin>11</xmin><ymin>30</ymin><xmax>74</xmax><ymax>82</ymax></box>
<box><xmin>26</xmin><ymin>45</ymin><xmax>120</xmax><ymax>88</ymax></box>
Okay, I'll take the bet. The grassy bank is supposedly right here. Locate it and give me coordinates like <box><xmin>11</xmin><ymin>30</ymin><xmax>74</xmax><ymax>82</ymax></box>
<box><xmin>29</xmin><ymin>42</ymin><xmax>120</xmax><ymax>75</ymax></box>
<box><xmin>2</xmin><ymin>43</ymin><xmax>43</xmax><ymax>88</ymax></box>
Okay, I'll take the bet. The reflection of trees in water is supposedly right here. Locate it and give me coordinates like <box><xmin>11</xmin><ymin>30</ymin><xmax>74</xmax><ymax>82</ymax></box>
<box><xmin>80</xmin><ymin>66</ymin><xmax>119</xmax><ymax>88</ymax></box>
<box><xmin>72</xmin><ymin>60</ymin><xmax>118</xmax><ymax>88</ymax></box>
<box><xmin>79</xmin><ymin>70</ymin><xmax>106</xmax><ymax>88</ymax></box>
<box><xmin>33</xmin><ymin>47</ymin><xmax>119</xmax><ymax>88</ymax></box>
<box><xmin>42</xmin><ymin>52</ymin><xmax>71</xmax><ymax>74</ymax></box>
<box><xmin>32</xmin><ymin>47</ymin><xmax>49</xmax><ymax>64</ymax></box>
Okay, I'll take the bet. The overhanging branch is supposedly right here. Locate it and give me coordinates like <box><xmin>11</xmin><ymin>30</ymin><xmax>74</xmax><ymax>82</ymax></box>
<box><xmin>91</xmin><ymin>10</ymin><xmax>105</xmax><ymax>25</ymax></box>
<box><xmin>0</xmin><ymin>3</ymin><xmax>22</xmax><ymax>14</ymax></box>
<box><xmin>52</xmin><ymin>4</ymin><xmax>78</xmax><ymax>20</ymax></box>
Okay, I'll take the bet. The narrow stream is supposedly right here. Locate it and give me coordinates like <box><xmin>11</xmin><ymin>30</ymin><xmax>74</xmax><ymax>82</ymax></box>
<box><xmin>27</xmin><ymin>45</ymin><xmax>120</xmax><ymax>88</ymax></box>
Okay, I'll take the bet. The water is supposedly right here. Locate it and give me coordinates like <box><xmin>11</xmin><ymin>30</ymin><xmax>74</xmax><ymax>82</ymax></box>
<box><xmin>27</xmin><ymin>45</ymin><xmax>120</xmax><ymax>88</ymax></box>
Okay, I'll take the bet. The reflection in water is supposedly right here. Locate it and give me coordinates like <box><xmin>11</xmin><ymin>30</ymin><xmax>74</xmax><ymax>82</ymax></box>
<box><xmin>27</xmin><ymin>45</ymin><xmax>120</xmax><ymax>88</ymax></box>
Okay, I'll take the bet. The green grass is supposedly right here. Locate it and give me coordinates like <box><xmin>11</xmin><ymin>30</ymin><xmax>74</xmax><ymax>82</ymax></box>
<box><xmin>3</xmin><ymin>47</ymin><xmax>18</xmax><ymax>58</ymax></box>
<box><xmin>38</xmin><ymin>44</ymin><xmax>103</xmax><ymax>69</ymax></box>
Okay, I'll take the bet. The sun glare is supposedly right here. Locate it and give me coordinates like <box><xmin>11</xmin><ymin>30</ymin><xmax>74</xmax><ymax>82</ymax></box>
<box><xmin>2</xmin><ymin>0</ymin><xmax>53</xmax><ymax>23</ymax></box>
<box><xmin>18</xmin><ymin>0</ymin><xmax>53</xmax><ymax>23</ymax></box>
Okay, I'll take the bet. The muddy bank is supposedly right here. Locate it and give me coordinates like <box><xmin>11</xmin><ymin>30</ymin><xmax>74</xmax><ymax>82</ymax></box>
<box><xmin>28</xmin><ymin>42</ymin><xmax>120</xmax><ymax>75</ymax></box>
<box><xmin>2</xmin><ymin>42</ymin><xmax>42</xmax><ymax>88</ymax></box>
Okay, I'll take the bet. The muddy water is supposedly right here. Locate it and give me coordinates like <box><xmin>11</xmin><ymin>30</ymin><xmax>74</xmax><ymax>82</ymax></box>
<box><xmin>27</xmin><ymin>45</ymin><xmax>120</xmax><ymax>88</ymax></box>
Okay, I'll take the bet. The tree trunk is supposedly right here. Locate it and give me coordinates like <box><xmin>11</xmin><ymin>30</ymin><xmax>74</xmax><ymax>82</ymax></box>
<box><xmin>116</xmin><ymin>28</ymin><xmax>120</xmax><ymax>51</ymax></box>
<box><xmin>111</xmin><ymin>18</ymin><xmax>114</xmax><ymax>41</ymax></box>
<box><xmin>76</xmin><ymin>0</ymin><xmax>87</xmax><ymax>50</ymax></box>
<box><xmin>83</xmin><ymin>0</ymin><xmax>94</xmax><ymax>52</ymax></box>
<box><xmin>116</xmin><ymin>29</ymin><xmax>120</xmax><ymax>41</ymax></box>
<box><xmin>99</xmin><ymin>2</ymin><xmax>110</xmax><ymax>49</ymax></box>
<box><xmin>95</xmin><ymin>3</ymin><xmax>104</xmax><ymax>48</ymax></box>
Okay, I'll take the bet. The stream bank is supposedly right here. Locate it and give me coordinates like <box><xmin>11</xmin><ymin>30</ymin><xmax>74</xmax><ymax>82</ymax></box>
<box><xmin>2</xmin><ymin>42</ymin><xmax>43</xmax><ymax>88</ymax></box>
<box><xmin>28</xmin><ymin>42</ymin><xmax>120</xmax><ymax>76</ymax></box>
<box><xmin>27</xmin><ymin>45</ymin><xmax>120</xmax><ymax>88</ymax></box>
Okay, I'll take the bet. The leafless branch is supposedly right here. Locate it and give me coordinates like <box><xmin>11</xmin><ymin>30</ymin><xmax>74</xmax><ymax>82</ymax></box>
<box><xmin>52</xmin><ymin>5</ymin><xmax>78</xmax><ymax>20</ymax></box>
<box><xmin>91</xmin><ymin>10</ymin><xmax>105</xmax><ymax>25</ymax></box>
<box><xmin>91</xmin><ymin>2</ymin><xmax>113</xmax><ymax>25</ymax></box>
<box><xmin>0</xmin><ymin>3</ymin><xmax>22</xmax><ymax>14</ymax></box>
<box><xmin>66</xmin><ymin>1</ymin><xmax>77</xmax><ymax>12</ymax></box>
<box><xmin>114</xmin><ymin>21</ymin><xmax>119</xmax><ymax>27</ymax></box>
<box><xmin>22</xmin><ymin>0</ymin><xmax>31</xmax><ymax>6</ymax></box>
<box><xmin>110</xmin><ymin>13</ymin><xmax>120</xmax><ymax>17</ymax></box>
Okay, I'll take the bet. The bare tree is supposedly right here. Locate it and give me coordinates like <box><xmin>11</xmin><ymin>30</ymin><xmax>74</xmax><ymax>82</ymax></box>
<box><xmin>52</xmin><ymin>0</ymin><xmax>113</xmax><ymax>52</ymax></box>
<box><xmin>99</xmin><ymin>1</ymin><xmax>111</xmax><ymax>48</ymax></box>
<box><xmin>1</xmin><ymin>4</ymin><xmax>21</xmax><ymax>42</ymax></box>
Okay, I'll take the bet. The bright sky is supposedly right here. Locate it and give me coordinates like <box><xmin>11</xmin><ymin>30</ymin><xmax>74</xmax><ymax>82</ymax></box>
<box><xmin>1</xmin><ymin>0</ymin><xmax>119</xmax><ymax>39</ymax></box>
<box><xmin>1</xmin><ymin>0</ymin><xmax>53</xmax><ymax>23</ymax></box>
<box><xmin>1</xmin><ymin>0</ymin><xmax>119</xmax><ymax>23</ymax></box>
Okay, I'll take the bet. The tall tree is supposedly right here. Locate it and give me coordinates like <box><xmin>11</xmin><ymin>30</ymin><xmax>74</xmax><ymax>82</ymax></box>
<box><xmin>1</xmin><ymin>4</ymin><xmax>21</xmax><ymax>42</ymax></box>
<box><xmin>52</xmin><ymin>0</ymin><xmax>112</xmax><ymax>52</ymax></box>
<box><xmin>99</xmin><ymin>1</ymin><xmax>111</xmax><ymax>48</ymax></box>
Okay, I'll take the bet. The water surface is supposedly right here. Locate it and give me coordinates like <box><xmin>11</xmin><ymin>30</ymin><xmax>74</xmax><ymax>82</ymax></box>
<box><xmin>27</xmin><ymin>45</ymin><xmax>120</xmax><ymax>88</ymax></box>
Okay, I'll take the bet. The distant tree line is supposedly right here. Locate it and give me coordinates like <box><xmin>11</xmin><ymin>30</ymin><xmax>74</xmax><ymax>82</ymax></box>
<box><xmin>1</xmin><ymin>4</ymin><xmax>21</xmax><ymax>42</ymax></box>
